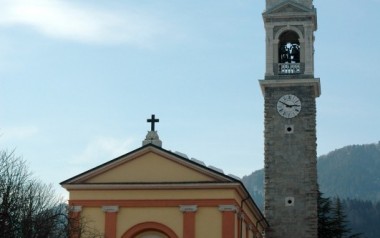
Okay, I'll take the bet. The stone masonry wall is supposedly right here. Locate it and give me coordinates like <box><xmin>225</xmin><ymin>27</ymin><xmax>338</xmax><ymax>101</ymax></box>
<box><xmin>263</xmin><ymin>85</ymin><xmax>318</xmax><ymax>238</ymax></box>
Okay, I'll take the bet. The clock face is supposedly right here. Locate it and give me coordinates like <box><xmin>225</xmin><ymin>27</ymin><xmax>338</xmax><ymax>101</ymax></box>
<box><xmin>277</xmin><ymin>94</ymin><xmax>302</xmax><ymax>118</ymax></box>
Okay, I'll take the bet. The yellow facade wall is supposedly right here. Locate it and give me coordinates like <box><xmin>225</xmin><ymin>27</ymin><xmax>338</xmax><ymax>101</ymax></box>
<box><xmin>71</xmin><ymin>188</ymin><xmax>264</xmax><ymax>237</ymax></box>
<box><xmin>81</xmin><ymin>207</ymin><xmax>105</xmax><ymax>237</ymax></box>
<box><xmin>196</xmin><ymin>207</ymin><xmax>222</xmax><ymax>238</ymax></box>
<box><xmin>71</xmin><ymin>189</ymin><xmax>264</xmax><ymax>236</ymax></box>
<box><xmin>86</xmin><ymin>152</ymin><xmax>215</xmax><ymax>183</ymax></box>
<box><xmin>116</xmin><ymin>207</ymin><xmax>182</xmax><ymax>237</ymax></box>
<box><xmin>78</xmin><ymin>205</ymin><xmax>232</xmax><ymax>238</ymax></box>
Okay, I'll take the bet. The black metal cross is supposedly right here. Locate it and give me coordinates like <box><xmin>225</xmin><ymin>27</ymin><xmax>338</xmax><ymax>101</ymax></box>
<box><xmin>147</xmin><ymin>114</ymin><xmax>159</xmax><ymax>131</ymax></box>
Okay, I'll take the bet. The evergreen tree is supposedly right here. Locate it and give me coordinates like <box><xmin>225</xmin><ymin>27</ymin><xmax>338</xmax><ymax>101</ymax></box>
<box><xmin>318</xmin><ymin>191</ymin><xmax>334</xmax><ymax>238</ymax></box>
<box><xmin>318</xmin><ymin>193</ymin><xmax>362</xmax><ymax>238</ymax></box>
<box><xmin>331</xmin><ymin>197</ymin><xmax>352</xmax><ymax>238</ymax></box>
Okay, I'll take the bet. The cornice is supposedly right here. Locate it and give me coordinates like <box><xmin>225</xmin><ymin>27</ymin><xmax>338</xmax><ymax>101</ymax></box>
<box><xmin>62</xmin><ymin>182</ymin><xmax>242</xmax><ymax>190</ymax></box>
<box><xmin>259</xmin><ymin>78</ymin><xmax>321</xmax><ymax>97</ymax></box>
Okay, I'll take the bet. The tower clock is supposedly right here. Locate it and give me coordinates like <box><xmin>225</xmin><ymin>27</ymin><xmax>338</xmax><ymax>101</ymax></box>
<box><xmin>259</xmin><ymin>1</ymin><xmax>321</xmax><ymax>238</ymax></box>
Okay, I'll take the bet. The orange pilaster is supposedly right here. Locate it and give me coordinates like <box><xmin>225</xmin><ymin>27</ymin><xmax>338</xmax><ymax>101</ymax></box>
<box><xmin>103</xmin><ymin>206</ymin><xmax>119</xmax><ymax>238</ymax></box>
<box><xmin>68</xmin><ymin>205</ymin><xmax>82</xmax><ymax>238</ymax></box>
<box><xmin>222</xmin><ymin>211</ymin><xmax>236</xmax><ymax>238</ymax></box>
<box><xmin>180</xmin><ymin>205</ymin><xmax>197</xmax><ymax>238</ymax></box>
<box><xmin>183</xmin><ymin>211</ymin><xmax>196</xmax><ymax>238</ymax></box>
<box><xmin>219</xmin><ymin>205</ymin><xmax>237</xmax><ymax>238</ymax></box>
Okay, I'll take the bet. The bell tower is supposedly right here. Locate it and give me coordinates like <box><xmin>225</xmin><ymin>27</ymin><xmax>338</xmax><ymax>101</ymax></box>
<box><xmin>259</xmin><ymin>1</ymin><xmax>320</xmax><ymax>238</ymax></box>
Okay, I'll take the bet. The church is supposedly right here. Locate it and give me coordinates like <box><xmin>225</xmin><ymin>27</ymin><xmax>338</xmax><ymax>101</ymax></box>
<box><xmin>61</xmin><ymin>0</ymin><xmax>320</xmax><ymax>237</ymax></box>
<box><xmin>60</xmin><ymin>115</ymin><xmax>268</xmax><ymax>238</ymax></box>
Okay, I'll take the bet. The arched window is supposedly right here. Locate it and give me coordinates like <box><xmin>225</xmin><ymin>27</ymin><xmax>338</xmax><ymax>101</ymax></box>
<box><xmin>279</xmin><ymin>31</ymin><xmax>300</xmax><ymax>63</ymax></box>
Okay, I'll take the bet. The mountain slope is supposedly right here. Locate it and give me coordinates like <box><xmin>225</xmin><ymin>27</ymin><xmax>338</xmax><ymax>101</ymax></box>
<box><xmin>242</xmin><ymin>141</ymin><xmax>380</xmax><ymax>238</ymax></box>
<box><xmin>318</xmin><ymin>142</ymin><xmax>380</xmax><ymax>201</ymax></box>
<box><xmin>242</xmin><ymin>141</ymin><xmax>380</xmax><ymax>205</ymax></box>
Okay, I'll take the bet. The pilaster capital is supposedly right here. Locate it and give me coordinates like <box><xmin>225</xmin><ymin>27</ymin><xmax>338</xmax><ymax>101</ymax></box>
<box><xmin>102</xmin><ymin>205</ymin><xmax>119</xmax><ymax>213</ymax></box>
<box><xmin>218</xmin><ymin>205</ymin><xmax>238</xmax><ymax>212</ymax></box>
<box><xmin>179</xmin><ymin>205</ymin><xmax>198</xmax><ymax>212</ymax></box>
<box><xmin>70</xmin><ymin>205</ymin><xmax>82</xmax><ymax>212</ymax></box>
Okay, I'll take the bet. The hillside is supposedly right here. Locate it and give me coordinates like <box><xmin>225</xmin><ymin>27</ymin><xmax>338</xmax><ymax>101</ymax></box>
<box><xmin>242</xmin><ymin>169</ymin><xmax>264</xmax><ymax>209</ymax></box>
<box><xmin>318</xmin><ymin>142</ymin><xmax>380</xmax><ymax>201</ymax></box>
<box><xmin>243</xmin><ymin>142</ymin><xmax>380</xmax><ymax>205</ymax></box>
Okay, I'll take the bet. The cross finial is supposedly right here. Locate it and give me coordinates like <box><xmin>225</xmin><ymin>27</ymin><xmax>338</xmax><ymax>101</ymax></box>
<box><xmin>147</xmin><ymin>114</ymin><xmax>159</xmax><ymax>131</ymax></box>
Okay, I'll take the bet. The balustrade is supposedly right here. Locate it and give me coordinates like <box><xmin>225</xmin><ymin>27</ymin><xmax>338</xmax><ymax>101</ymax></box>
<box><xmin>278</xmin><ymin>63</ymin><xmax>301</xmax><ymax>74</ymax></box>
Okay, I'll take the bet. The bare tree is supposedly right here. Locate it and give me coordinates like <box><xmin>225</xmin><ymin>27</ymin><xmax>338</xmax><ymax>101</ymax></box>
<box><xmin>0</xmin><ymin>150</ymin><xmax>30</xmax><ymax>237</ymax></box>
<box><xmin>0</xmin><ymin>150</ymin><xmax>101</xmax><ymax>238</ymax></box>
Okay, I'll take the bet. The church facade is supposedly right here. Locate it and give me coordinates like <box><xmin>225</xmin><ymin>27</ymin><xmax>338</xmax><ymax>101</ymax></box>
<box><xmin>61</xmin><ymin>130</ymin><xmax>268</xmax><ymax>238</ymax></box>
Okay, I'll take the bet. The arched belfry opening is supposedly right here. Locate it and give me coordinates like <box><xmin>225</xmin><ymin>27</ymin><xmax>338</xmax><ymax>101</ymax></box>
<box><xmin>279</xmin><ymin>31</ymin><xmax>300</xmax><ymax>63</ymax></box>
<box><xmin>277</xmin><ymin>30</ymin><xmax>301</xmax><ymax>74</ymax></box>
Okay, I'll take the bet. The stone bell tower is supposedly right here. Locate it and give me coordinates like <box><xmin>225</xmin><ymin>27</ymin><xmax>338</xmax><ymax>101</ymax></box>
<box><xmin>259</xmin><ymin>1</ymin><xmax>320</xmax><ymax>238</ymax></box>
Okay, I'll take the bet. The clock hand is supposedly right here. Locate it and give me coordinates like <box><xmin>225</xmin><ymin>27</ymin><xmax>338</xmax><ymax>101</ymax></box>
<box><xmin>279</xmin><ymin>101</ymin><xmax>292</xmax><ymax>107</ymax></box>
<box><xmin>279</xmin><ymin>101</ymin><xmax>300</xmax><ymax>108</ymax></box>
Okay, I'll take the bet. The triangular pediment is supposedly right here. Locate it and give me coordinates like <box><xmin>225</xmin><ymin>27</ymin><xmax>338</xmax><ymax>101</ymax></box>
<box><xmin>264</xmin><ymin>1</ymin><xmax>313</xmax><ymax>16</ymax></box>
<box><xmin>61</xmin><ymin>145</ymin><xmax>236</xmax><ymax>185</ymax></box>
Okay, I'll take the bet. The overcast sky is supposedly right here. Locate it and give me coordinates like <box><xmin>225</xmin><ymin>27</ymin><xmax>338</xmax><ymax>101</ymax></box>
<box><xmin>1</xmin><ymin>0</ymin><xmax>379</xmax><ymax>197</ymax></box>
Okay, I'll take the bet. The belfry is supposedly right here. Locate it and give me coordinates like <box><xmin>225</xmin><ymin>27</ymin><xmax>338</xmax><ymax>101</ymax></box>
<box><xmin>259</xmin><ymin>0</ymin><xmax>320</xmax><ymax>237</ymax></box>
